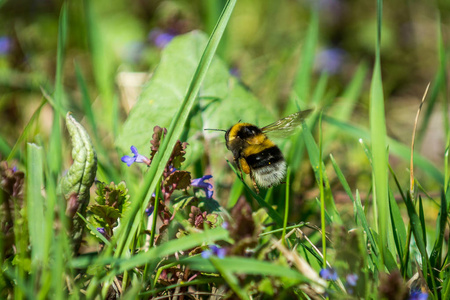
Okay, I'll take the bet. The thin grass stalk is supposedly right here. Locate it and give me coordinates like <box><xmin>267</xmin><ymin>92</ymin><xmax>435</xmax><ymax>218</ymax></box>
<box><xmin>318</xmin><ymin>112</ymin><xmax>326</xmax><ymax>268</ymax></box>
<box><xmin>282</xmin><ymin>168</ymin><xmax>291</xmax><ymax>246</ymax></box>
<box><xmin>48</xmin><ymin>2</ymin><xmax>67</xmax><ymax>175</ymax></box>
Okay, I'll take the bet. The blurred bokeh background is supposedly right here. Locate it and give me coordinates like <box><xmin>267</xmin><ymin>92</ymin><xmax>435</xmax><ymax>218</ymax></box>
<box><xmin>1</xmin><ymin>0</ymin><xmax>449</xmax><ymax>200</ymax></box>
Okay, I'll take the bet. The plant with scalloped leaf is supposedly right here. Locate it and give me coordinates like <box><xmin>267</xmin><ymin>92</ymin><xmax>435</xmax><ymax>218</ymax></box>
<box><xmin>86</xmin><ymin>181</ymin><xmax>130</xmax><ymax>240</ymax></box>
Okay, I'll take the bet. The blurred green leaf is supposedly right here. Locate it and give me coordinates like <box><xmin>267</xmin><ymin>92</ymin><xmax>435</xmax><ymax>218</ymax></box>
<box><xmin>117</xmin><ymin>31</ymin><xmax>274</xmax><ymax>165</ymax></box>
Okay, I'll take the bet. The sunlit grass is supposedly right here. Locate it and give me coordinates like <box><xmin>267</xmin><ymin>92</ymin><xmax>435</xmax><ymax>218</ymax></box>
<box><xmin>1</xmin><ymin>0</ymin><xmax>449</xmax><ymax>299</ymax></box>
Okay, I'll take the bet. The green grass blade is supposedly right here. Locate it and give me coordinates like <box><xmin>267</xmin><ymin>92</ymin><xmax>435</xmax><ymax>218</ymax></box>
<box><xmin>48</xmin><ymin>2</ymin><xmax>68</xmax><ymax>175</ymax></box>
<box><xmin>83</xmin><ymin>0</ymin><xmax>115</xmax><ymax>132</ymax></box>
<box><xmin>111</xmin><ymin>0</ymin><xmax>237</xmax><ymax>258</ymax></box>
<box><xmin>370</xmin><ymin>0</ymin><xmax>389</xmax><ymax>266</ymax></box>
<box><xmin>282</xmin><ymin>167</ymin><xmax>291</xmax><ymax>245</ymax></box>
<box><xmin>184</xmin><ymin>256</ymin><xmax>309</xmax><ymax>281</ymax></box>
<box><xmin>74</xmin><ymin>62</ymin><xmax>98</xmax><ymax>138</ymax></box>
<box><xmin>324</xmin><ymin>62</ymin><xmax>367</xmax><ymax>147</ymax></box>
<box><xmin>418</xmin><ymin>196</ymin><xmax>427</xmax><ymax>248</ymax></box>
<box><xmin>7</xmin><ymin>99</ymin><xmax>46</xmax><ymax>161</ymax></box>
<box><xmin>0</xmin><ymin>135</ymin><xmax>11</xmax><ymax>158</ymax></box>
<box><xmin>227</xmin><ymin>178</ymin><xmax>244</xmax><ymax>209</ymax></box>
<box><xmin>429</xmin><ymin>190</ymin><xmax>447</xmax><ymax>269</ymax></box>
<box><xmin>318</xmin><ymin>112</ymin><xmax>327</xmax><ymax>268</ymax></box>
<box><xmin>26</xmin><ymin>144</ymin><xmax>46</xmax><ymax>268</ymax></box>
<box><xmin>388</xmin><ymin>187</ymin><xmax>406</xmax><ymax>269</ymax></box>
<box><xmin>210</xmin><ymin>256</ymin><xmax>250</xmax><ymax>300</ymax></box>
<box><xmin>288</xmin><ymin>8</ymin><xmax>318</xmax><ymax>111</ymax></box>
<box><xmin>403</xmin><ymin>193</ymin><xmax>437</xmax><ymax>297</ymax></box>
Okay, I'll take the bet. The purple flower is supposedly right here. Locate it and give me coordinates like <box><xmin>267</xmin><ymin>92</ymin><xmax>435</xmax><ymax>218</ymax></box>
<box><xmin>346</xmin><ymin>273</ymin><xmax>358</xmax><ymax>286</ymax></box>
<box><xmin>229</xmin><ymin>67</ymin><xmax>241</xmax><ymax>78</ymax></box>
<box><xmin>121</xmin><ymin>146</ymin><xmax>151</xmax><ymax>167</ymax></box>
<box><xmin>222</xmin><ymin>221</ymin><xmax>229</xmax><ymax>230</ymax></box>
<box><xmin>97</xmin><ymin>227</ymin><xmax>106</xmax><ymax>235</ymax></box>
<box><xmin>319</xmin><ymin>267</ymin><xmax>338</xmax><ymax>281</ymax></box>
<box><xmin>0</xmin><ymin>36</ymin><xmax>12</xmax><ymax>55</ymax></box>
<box><xmin>201</xmin><ymin>245</ymin><xmax>226</xmax><ymax>259</ymax></box>
<box><xmin>191</xmin><ymin>175</ymin><xmax>214</xmax><ymax>199</ymax></box>
<box><xmin>148</xmin><ymin>28</ymin><xmax>176</xmax><ymax>49</ymax></box>
<box><xmin>409</xmin><ymin>289</ymin><xmax>428</xmax><ymax>300</ymax></box>
<box><xmin>145</xmin><ymin>206</ymin><xmax>154</xmax><ymax>216</ymax></box>
<box><xmin>315</xmin><ymin>47</ymin><xmax>345</xmax><ymax>75</ymax></box>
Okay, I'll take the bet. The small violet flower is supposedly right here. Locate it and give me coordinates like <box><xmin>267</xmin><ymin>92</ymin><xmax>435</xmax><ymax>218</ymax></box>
<box><xmin>121</xmin><ymin>146</ymin><xmax>151</xmax><ymax>167</ymax></box>
<box><xmin>346</xmin><ymin>273</ymin><xmax>358</xmax><ymax>286</ymax></box>
<box><xmin>97</xmin><ymin>227</ymin><xmax>106</xmax><ymax>235</ymax></box>
<box><xmin>315</xmin><ymin>47</ymin><xmax>345</xmax><ymax>75</ymax></box>
<box><xmin>319</xmin><ymin>267</ymin><xmax>338</xmax><ymax>281</ymax></box>
<box><xmin>409</xmin><ymin>289</ymin><xmax>428</xmax><ymax>300</ymax></box>
<box><xmin>148</xmin><ymin>28</ymin><xmax>176</xmax><ymax>49</ymax></box>
<box><xmin>0</xmin><ymin>36</ymin><xmax>12</xmax><ymax>55</ymax></box>
<box><xmin>145</xmin><ymin>206</ymin><xmax>154</xmax><ymax>217</ymax></box>
<box><xmin>201</xmin><ymin>245</ymin><xmax>226</xmax><ymax>259</ymax></box>
<box><xmin>191</xmin><ymin>175</ymin><xmax>214</xmax><ymax>199</ymax></box>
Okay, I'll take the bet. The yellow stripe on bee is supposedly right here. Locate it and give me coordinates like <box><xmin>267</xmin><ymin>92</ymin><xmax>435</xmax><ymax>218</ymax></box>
<box><xmin>239</xmin><ymin>157</ymin><xmax>251</xmax><ymax>174</ymax></box>
<box><xmin>243</xmin><ymin>138</ymin><xmax>276</xmax><ymax>157</ymax></box>
<box><xmin>227</xmin><ymin>123</ymin><xmax>253</xmax><ymax>142</ymax></box>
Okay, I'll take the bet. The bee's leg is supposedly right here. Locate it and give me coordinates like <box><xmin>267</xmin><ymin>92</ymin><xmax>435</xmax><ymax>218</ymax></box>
<box><xmin>235</xmin><ymin>158</ymin><xmax>244</xmax><ymax>180</ymax></box>
<box><xmin>250</xmin><ymin>171</ymin><xmax>260</xmax><ymax>194</ymax></box>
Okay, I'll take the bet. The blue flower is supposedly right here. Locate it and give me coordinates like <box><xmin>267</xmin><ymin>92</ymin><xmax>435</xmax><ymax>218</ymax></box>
<box><xmin>346</xmin><ymin>273</ymin><xmax>358</xmax><ymax>286</ymax></box>
<box><xmin>201</xmin><ymin>245</ymin><xmax>226</xmax><ymax>259</ymax></box>
<box><xmin>145</xmin><ymin>206</ymin><xmax>154</xmax><ymax>216</ymax></box>
<box><xmin>0</xmin><ymin>36</ymin><xmax>12</xmax><ymax>55</ymax></box>
<box><xmin>191</xmin><ymin>175</ymin><xmax>214</xmax><ymax>199</ymax></box>
<box><xmin>121</xmin><ymin>146</ymin><xmax>150</xmax><ymax>167</ymax></box>
<box><xmin>148</xmin><ymin>28</ymin><xmax>176</xmax><ymax>49</ymax></box>
<box><xmin>97</xmin><ymin>227</ymin><xmax>106</xmax><ymax>235</ymax></box>
<box><xmin>315</xmin><ymin>47</ymin><xmax>345</xmax><ymax>75</ymax></box>
<box><xmin>319</xmin><ymin>267</ymin><xmax>338</xmax><ymax>281</ymax></box>
<box><xmin>409</xmin><ymin>289</ymin><xmax>428</xmax><ymax>300</ymax></box>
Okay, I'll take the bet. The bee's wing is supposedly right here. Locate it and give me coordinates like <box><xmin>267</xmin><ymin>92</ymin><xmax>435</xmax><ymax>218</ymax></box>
<box><xmin>261</xmin><ymin>109</ymin><xmax>312</xmax><ymax>137</ymax></box>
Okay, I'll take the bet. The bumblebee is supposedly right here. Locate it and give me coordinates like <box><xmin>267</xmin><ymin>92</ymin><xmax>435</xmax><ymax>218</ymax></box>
<box><xmin>207</xmin><ymin>110</ymin><xmax>312</xmax><ymax>192</ymax></box>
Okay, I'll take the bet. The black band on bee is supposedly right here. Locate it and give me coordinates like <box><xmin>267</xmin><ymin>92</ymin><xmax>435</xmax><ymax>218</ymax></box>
<box><xmin>236</xmin><ymin>125</ymin><xmax>262</xmax><ymax>139</ymax></box>
<box><xmin>245</xmin><ymin>146</ymin><xmax>284</xmax><ymax>169</ymax></box>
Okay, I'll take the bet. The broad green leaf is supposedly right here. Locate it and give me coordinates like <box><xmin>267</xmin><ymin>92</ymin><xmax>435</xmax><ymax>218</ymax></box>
<box><xmin>117</xmin><ymin>31</ymin><xmax>274</xmax><ymax>165</ymax></box>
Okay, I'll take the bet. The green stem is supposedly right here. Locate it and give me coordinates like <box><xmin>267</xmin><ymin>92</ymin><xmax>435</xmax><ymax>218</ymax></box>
<box><xmin>319</xmin><ymin>111</ymin><xmax>327</xmax><ymax>268</ymax></box>
<box><xmin>282</xmin><ymin>168</ymin><xmax>291</xmax><ymax>246</ymax></box>
<box><xmin>149</xmin><ymin>178</ymin><xmax>162</xmax><ymax>249</ymax></box>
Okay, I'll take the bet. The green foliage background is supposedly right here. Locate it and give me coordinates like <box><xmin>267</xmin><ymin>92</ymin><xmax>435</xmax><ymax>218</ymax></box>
<box><xmin>1</xmin><ymin>0</ymin><xmax>450</xmax><ymax>299</ymax></box>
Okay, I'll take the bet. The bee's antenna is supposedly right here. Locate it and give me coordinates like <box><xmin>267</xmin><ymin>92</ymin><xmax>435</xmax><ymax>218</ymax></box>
<box><xmin>204</xmin><ymin>128</ymin><xmax>227</xmax><ymax>132</ymax></box>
